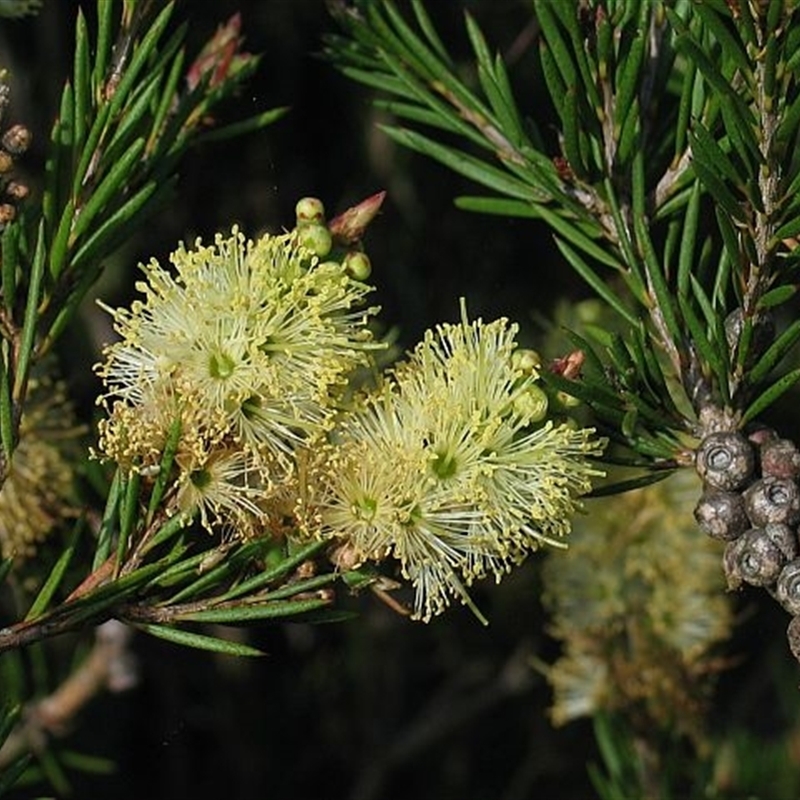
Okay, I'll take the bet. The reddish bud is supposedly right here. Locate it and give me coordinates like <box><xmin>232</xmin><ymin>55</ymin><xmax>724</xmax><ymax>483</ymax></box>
<box><xmin>550</xmin><ymin>350</ymin><xmax>585</xmax><ymax>380</ymax></box>
<box><xmin>187</xmin><ymin>13</ymin><xmax>251</xmax><ymax>92</ymax></box>
<box><xmin>329</xmin><ymin>191</ymin><xmax>386</xmax><ymax>246</ymax></box>
<box><xmin>553</xmin><ymin>156</ymin><xmax>573</xmax><ymax>183</ymax></box>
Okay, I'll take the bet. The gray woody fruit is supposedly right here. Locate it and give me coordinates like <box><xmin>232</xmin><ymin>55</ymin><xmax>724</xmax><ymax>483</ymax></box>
<box><xmin>694</xmin><ymin>490</ymin><xmax>749</xmax><ymax>541</ymax></box>
<box><xmin>723</xmin><ymin>524</ymin><xmax>797</xmax><ymax>588</ymax></box>
<box><xmin>724</xmin><ymin>307</ymin><xmax>775</xmax><ymax>365</ymax></box>
<box><xmin>777</xmin><ymin>560</ymin><xmax>800</xmax><ymax>615</ymax></box>
<box><xmin>760</xmin><ymin>438</ymin><xmax>800</xmax><ymax>480</ymax></box>
<box><xmin>696</xmin><ymin>431</ymin><xmax>755</xmax><ymax>491</ymax></box>
<box><xmin>787</xmin><ymin>614</ymin><xmax>800</xmax><ymax>662</ymax></box>
<box><xmin>743</xmin><ymin>477</ymin><xmax>800</xmax><ymax>527</ymax></box>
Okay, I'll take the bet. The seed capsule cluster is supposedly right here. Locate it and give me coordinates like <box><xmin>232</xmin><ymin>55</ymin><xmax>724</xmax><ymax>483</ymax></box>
<box><xmin>0</xmin><ymin>79</ymin><xmax>31</xmax><ymax>230</ymax></box>
<box><xmin>694</xmin><ymin>430</ymin><xmax>800</xmax><ymax>662</ymax></box>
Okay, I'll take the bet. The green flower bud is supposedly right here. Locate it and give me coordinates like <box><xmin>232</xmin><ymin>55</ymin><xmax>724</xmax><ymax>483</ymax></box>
<box><xmin>297</xmin><ymin>223</ymin><xmax>332</xmax><ymax>258</ymax></box>
<box><xmin>295</xmin><ymin>197</ymin><xmax>325</xmax><ymax>226</ymax></box>
<box><xmin>514</xmin><ymin>384</ymin><xmax>549</xmax><ymax>423</ymax></box>
<box><xmin>343</xmin><ymin>251</ymin><xmax>372</xmax><ymax>281</ymax></box>
<box><xmin>511</xmin><ymin>348</ymin><xmax>542</xmax><ymax>375</ymax></box>
<box><xmin>557</xmin><ymin>390</ymin><xmax>581</xmax><ymax>409</ymax></box>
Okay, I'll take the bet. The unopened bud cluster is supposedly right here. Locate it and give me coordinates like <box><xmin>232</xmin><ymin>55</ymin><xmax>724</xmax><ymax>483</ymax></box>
<box><xmin>693</xmin><ymin>428</ymin><xmax>800</xmax><ymax>660</ymax></box>
<box><xmin>294</xmin><ymin>196</ymin><xmax>372</xmax><ymax>281</ymax></box>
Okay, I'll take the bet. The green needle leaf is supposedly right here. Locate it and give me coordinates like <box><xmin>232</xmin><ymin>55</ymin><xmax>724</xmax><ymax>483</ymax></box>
<box><xmin>173</xmin><ymin>597</ymin><xmax>331</xmax><ymax>624</ymax></box>
<box><xmin>0</xmin><ymin>753</ymin><xmax>32</xmax><ymax>794</ymax></box>
<box><xmin>14</xmin><ymin>221</ymin><xmax>47</xmax><ymax>401</ymax></box>
<box><xmin>69</xmin><ymin>137</ymin><xmax>146</xmax><ymax>246</ymax></box>
<box><xmin>553</xmin><ymin>238</ymin><xmax>639</xmax><ymax>327</ymax></box>
<box><xmin>0</xmin><ymin>704</ymin><xmax>21</xmax><ymax>749</ymax></box>
<box><xmin>748</xmin><ymin>318</ymin><xmax>800</xmax><ymax>384</ymax></box>
<box><xmin>455</xmin><ymin>196</ymin><xmax>538</xmax><ymax>218</ymax></box>
<box><xmin>758</xmin><ymin>284</ymin><xmax>797</xmax><ymax>310</ymax></box>
<box><xmin>677</xmin><ymin>182</ymin><xmax>702</xmax><ymax>297</ymax></box>
<box><xmin>742</xmin><ymin>368</ymin><xmax>800</xmax><ymax>424</ymax></box>
<box><xmin>91</xmin><ymin>0</ymin><xmax>115</xmax><ymax>91</ymax></box>
<box><xmin>106</xmin><ymin>3</ymin><xmax>176</xmax><ymax>122</ymax></box>
<box><xmin>381</xmin><ymin>125</ymin><xmax>549</xmax><ymax>201</ymax></box>
<box><xmin>146</xmin><ymin>417</ymin><xmax>182</xmax><ymax>524</ymax></box>
<box><xmin>25</xmin><ymin>520</ymin><xmax>84</xmax><ymax>621</ymax></box>
<box><xmin>193</xmin><ymin>107</ymin><xmax>289</xmax><ymax>145</ymax></box>
<box><xmin>588</xmin><ymin>471</ymin><xmax>673</xmax><ymax>497</ymax></box>
<box><xmin>135</xmin><ymin>623</ymin><xmax>265</xmax><ymax>656</ymax></box>
<box><xmin>219</xmin><ymin>573</ymin><xmax>336</xmax><ymax>605</ymax></box>
<box><xmin>678</xmin><ymin>291</ymin><xmax>729</xmax><ymax>402</ymax></box>
<box><xmin>73</xmin><ymin>9</ymin><xmax>91</xmax><ymax>152</ymax></box>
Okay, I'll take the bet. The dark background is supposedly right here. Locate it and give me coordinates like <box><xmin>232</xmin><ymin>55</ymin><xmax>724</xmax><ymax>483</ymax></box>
<box><xmin>1</xmin><ymin>2</ymin><xmax>794</xmax><ymax>799</ymax></box>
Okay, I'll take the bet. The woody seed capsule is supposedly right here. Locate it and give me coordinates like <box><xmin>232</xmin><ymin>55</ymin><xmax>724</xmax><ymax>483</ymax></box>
<box><xmin>760</xmin><ymin>438</ymin><xmax>800</xmax><ymax>480</ymax></box>
<box><xmin>5</xmin><ymin>181</ymin><xmax>28</xmax><ymax>201</ymax></box>
<box><xmin>694</xmin><ymin>489</ymin><xmax>749</xmax><ymax>541</ymax></box>
<box><xmin>1</xmin><ymin>124</ymin><xmax>31</xmax><ymax>156</ymax></box>
<box><xmin>724</xmin><ymin>527</ymin><xmax>789</xmax><ymax>588</ymax></box>
<box><xmin>724</xmin><ymin>307</ymin><xmax>775</xmax><ymax>364</ymax></box>
<box><xmin>788</xmin><ymin>615</ymin><xmax>800</xmax><ymax>664</ymax></box>
<box><xmin>764</xmin><ymin>521</ymin><xmax>798</xmax><ymax>561</ymax></box>
<box><xmin>744</xmin><ymin>476</ymin><xmax>800</xmax><ymax>526</ymax></box>
<box><xmin>695</xmin><ymin>430</ymin><xmax>755</xmax><ymax>491</ymax></box>
<box><xmin>777</xmin><ymin>560</ymin><xmax>800</xmax><ymax>615</ymax></box>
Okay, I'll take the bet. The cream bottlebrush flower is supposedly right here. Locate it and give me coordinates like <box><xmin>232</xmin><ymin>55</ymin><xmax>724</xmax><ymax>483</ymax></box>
<box><xmin>541</xmin><ymin>469</ymin><xmax>733</xmax><ymax>740</ymax></box>
<box><xmin>97</xmin><ymin>228</ymin><xmax>379</xmax><ymax>477</ymax></box>
<box><xmin>393</xmin><ymin>310</ymin><xmax>604</xmax><ymax>548</ymax></box>
<box><xmin>0</xmin><ymin>376</ymin><xmax>83</xmax><ymax>560</ymax></box>
<box><xmin>174</xmin><ymin>446</ymin><xmax>268</xmax><ymax>536</ymax></box>
<box><xmin>312</xmin><ymin>410</ymin><xmax>487</xmax><ymax>618</ymax></box>
<box><xmin>306</xmin><ymin>308</ymin><xmax>605</xmax><ymax>620</ymax></box>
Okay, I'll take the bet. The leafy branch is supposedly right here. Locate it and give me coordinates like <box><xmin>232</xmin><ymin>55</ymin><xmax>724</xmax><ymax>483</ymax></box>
<box><xmin>326</xmin><ymin>0</ymin><xmax>800</xmax><ymax>463</ymax></box>
<box><xmin>0</xmin><ymin>450</ymin><xmax>353</xmax><ymax>657</ymax></box>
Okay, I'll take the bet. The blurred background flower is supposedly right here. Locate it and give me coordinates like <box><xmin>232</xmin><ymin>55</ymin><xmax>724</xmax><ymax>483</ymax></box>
<box><xmin>541</xmin><ymin>469</ymin><xmax>733</xmax><ymax>744</ymax></box>
<box><xmin>0</xmin><ymin>371</ymin><xmax>83</xmax><ymax>560</ymax></box>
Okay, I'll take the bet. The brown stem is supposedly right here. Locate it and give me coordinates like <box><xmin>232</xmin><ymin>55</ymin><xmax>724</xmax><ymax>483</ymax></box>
<box><xmin>0</xmin><ymin>621</ymin><xmax>136</xmax><ymax>769</ymax></box>
<box><xmin>0</xmin><ymin>607</ymin><xmax>107</xmax><ymax>653</ymax></box>
<box><xmin>745</xmin><ymin>47</ymin><xmax>779</xmax><ymax>313</ymax></box>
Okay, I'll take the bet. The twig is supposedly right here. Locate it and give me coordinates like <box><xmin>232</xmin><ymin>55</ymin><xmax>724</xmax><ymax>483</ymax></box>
<box><xmin>0</xmin><ymin>621</ymin><xmax>136</xmax><ymax>769</ymax></box>
<box><xmin>745</xmin><ymin>37</ymin><xmax>779</xmax><ymax>314</ymax></box>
